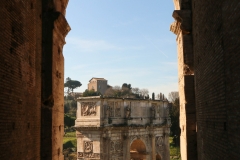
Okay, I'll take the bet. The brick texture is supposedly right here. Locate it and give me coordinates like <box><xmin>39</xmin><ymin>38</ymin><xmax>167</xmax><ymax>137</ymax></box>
<box><xmin>172</xmin><ymin>0</ymin><xmax>240</xmax><ymax>159</ymax></box>
<box><xmin>0</xmin><ymin>1</ymin><xmax>42</xmax><ymax>159</ymax></box>
<box><xmin>0</xmin><ymin>0</ymin><xmax>69</xmax><ymax>159</ymax></box>
<box><xmin>192</xmin><ymin>0</ymin><xmax>240</xmax><ymax>159</ymax></box>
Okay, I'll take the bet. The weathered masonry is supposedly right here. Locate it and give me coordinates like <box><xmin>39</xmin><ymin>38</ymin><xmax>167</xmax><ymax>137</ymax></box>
<box><xmin>75</xmin><ymin>97</ymin><xmax>171</xmax><ymax>160</ymax></box>
<box><xmin>0</xmin><ymin>0</ymin><xmax>70</xmax><ymax>159</ymax></box>
<box><xmin>170</xmin><ymin>1</ymin><xmax>196</xmax><ymax>159</ymax></box>
<box><xmin>170</xmin><ymin>0</ymin><xmax>240</xmax><ymax>160</ymax></box>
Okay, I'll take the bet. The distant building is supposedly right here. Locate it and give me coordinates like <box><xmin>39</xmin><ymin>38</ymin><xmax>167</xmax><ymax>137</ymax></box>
<box><xmin>88</xmin><ymin>77</ymin><xmax>108</xmax><ymax>95</ymax></box>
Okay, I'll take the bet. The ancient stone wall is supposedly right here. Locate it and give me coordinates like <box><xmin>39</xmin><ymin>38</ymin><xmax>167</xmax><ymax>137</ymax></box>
<box><xmin>192</xmin><ymin>0</ymin><xmax>240</xmax><ymax>159</ymax></box>
<box><xmin>41</xmin><ymin>0</ymin><xmax>70</xmax><ymax>159</ymax></box>
<box><xmin>171</xmin><ymin>0</ymin><xmax>240</xmax><ymax>159</ymax></box>
<box><xmin>170</xmin><ymin>0</ymin><xmax>197</xmax><ymax>159</ymax></box>
<box><xmin>75</xmin><ymin>97</ymin><xmax>170</xmax><ymax>160</ymax></box>
<box><xmin>0</xmin><ymin>0</ymin><xmax>69</xmax><ymax>159</ymax></box>
<box><xmin>0</xmin><ymin>1</ymin><xmax>42</xmax><ymax>159</ymax></box>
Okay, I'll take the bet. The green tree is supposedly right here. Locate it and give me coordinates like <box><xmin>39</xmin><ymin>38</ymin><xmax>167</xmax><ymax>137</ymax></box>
<box><xmin>132</xmin><ymin>87</ymin><xmax>140</xmax><ymax>94</ymax></box>
<box><xmin>122</xmin><ymin>83</ymin><xmax>132</xmax><ymax>90</ymax></box>
<box><xmin>83</xmin><ymin>89</ymin><xmax>101</xmax><ymax>97</ymax></box>
<box><xmin>64</xmin><ymin>77</ymin><xmax>82</xmax><ymax>94</ymax></box>
<box><xmin>64</xmin><ymin>103</ymin><xmax>70</xmax><ymax>113</ymax></box>
<box><xmin>64</xmin><ymin>114</ymin><xmax>75</xmax><ymax>127</ymax></box>
<box><xmin>104</xmin><ymin>84</ymin><xmax>150</xmax><ymax>99</ymax></box>
<box><xmin>168</xmin><ymin>91</ymin><xmax>180</xmax><ymax>146</ymax></box>
<box><xmin>70</xmin><ymin>100</ymin><xmax>77</xmax><ymax>109</ymax></box>
<box><xmin>139</xmin><ymin>89</ymin><xmax>149</xmax><ymax>98</ymax></box>
<box><xmin>152</xmin><ymin>92</ymin><xmax>155</xmax><ymax>100</ymax></box>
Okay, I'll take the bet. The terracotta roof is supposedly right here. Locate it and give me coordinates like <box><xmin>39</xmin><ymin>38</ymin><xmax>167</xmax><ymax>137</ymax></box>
<box><xmin>89</xmin><ymin>77</ymin><xmax>107</xmax><ymax>82</ymax></box>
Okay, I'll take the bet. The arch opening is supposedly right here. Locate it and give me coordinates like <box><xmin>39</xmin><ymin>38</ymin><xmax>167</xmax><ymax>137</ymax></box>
<box><xmin>130</xmin><ymin>139</ymin><xmax>147</xmax><ymax>160</ymax></box>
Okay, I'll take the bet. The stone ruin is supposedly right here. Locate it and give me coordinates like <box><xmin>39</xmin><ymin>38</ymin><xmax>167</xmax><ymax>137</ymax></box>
<box><xmin>75</xmin><ymin>96</ymin><xmax>171</xmax><ymax>160</ymax></box>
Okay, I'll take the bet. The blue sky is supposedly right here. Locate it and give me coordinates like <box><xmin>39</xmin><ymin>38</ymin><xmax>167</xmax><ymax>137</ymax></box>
<box><xmin>64</xmin><ymin>0</ymin><xmax>178</xmax><ymax>97</ymax></box>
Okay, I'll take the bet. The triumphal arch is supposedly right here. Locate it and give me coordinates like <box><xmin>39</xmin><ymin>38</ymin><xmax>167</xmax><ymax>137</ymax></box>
<box><xmin>75</xmin><ymin>96</ymin><xmax>171</xmax><ymax>160</ymax></box>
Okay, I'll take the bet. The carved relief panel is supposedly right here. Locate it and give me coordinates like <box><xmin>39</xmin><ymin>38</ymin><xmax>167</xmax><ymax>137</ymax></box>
<box><xmin>110</xmin><ymin>140</ymin><xmax>123</xmax><ymax>159</ymax></box>
<box><xmin>81</xmin><ymin>102</ymin><xmax>97</xmax><ymax>116</ymax></box>
<box><xmin>125</xmin><ymin>105</ymin><xmax>131</xmax><ymax>118</ymax></box>
<box><xmin>110</xmin><ymin>140</ymin><xmax>123</xmax><ymax>153</ymax></box>
<box><xmin>106</xmin><ymin>101</ymin><xmax>122</xmax><ymax>117</ymax></box>
<box><xmin>115</xmin><ymin>141</ymin><xmax>123</xmax><ymax>152</ymax></box>
<box><xmin>108</xmin><ymin>102</ymin><xmax>114</xmax><ymax>117</ymax></box>
<box><xmin>85</xmin><ymin>153</ymin><xmax>100</xmax><ymax>158</ymax></box>
<box><xmin>115</xmin><ymin>102</ymin><xmax>121</xmax><ymax>117</ymax></box>
<box><xmin>157</xmin><ymin>104</ymin><xmax>161</xmax><ymax>117</ymax></box>
<box><xmin>78</xmin><ymin>152</ymin><xmax>84</xmax><ymax>158</ymax></box>
<box><xmin>77</xmin><ymin>141</ymin><xmax>101</xmax><ymax>159</ymax></box>
<box><xmin>151</xmin><ymin>103</ymin><xmax>157</xmax><ymax>118</ymax></box>
<box><xmin>84</xmin><ymin>141</ymin><xmax>93</xmax><ymax>153</ymax></box>
<box><xmin>155</xmin><ymin>136</ymin><xmax>164</xmax><ymax>151</ymax></box>
<box><xmin>104</xmin><ymin>105</ymin><xmax>110</xmax><ymax>118</ymax></box>
<box><xmin>78</xmin><ymin>152</ymin><xmax>100</xmax><ymax>159</ymax></box>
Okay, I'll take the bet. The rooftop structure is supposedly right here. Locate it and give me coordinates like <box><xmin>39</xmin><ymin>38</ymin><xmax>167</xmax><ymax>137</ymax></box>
<box><xmin>88</xmin><ymin>78</ymin><xmax>108</xmax><ymax>95</ymax></box>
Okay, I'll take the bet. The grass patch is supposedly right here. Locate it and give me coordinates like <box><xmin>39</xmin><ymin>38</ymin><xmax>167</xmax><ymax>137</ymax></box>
<box><xmin>169</xmin><ymin>137</ymin><xmax>181</xmax><ymax>160</ymax></box>
<box><xmin>63</xmin><ymin>137</ymin><xmax>77</xmax><ymax>149</ymax></box>
<box><xmin>63</xmin><ymin>132</ymin><xmax>77</xmax><ymax>149</ymax></box>
<box><xmin>65</xmin><ymin>132</ymin><xmax>76</xmax><ymax>137</ymax></box>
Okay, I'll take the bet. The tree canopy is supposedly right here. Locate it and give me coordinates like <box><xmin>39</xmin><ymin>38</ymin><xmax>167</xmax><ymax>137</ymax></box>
<box><xmin>122</xmin><ymin>83</ymin><xmax>132</xmax><ymax>90</ymax></box>
<box><xmin>104</xmin><ymin>83</ymin><xmax>150</xmax><ymax>99</ymax></box>
<box><xmin>64</xmin><ymin>77</ymin><xmax>82</xmax><ymax>94</ymax></box>
<box><xmin>168</xmin><ymin>91</ymin><xmax>180</xmax><ymax>146</ymax></box>
<box><xmin>64</xmin><ymin>114</ymin><xmax>75</xmax><ymax>127</ymax></box>
<box><xmin>83</xmin><ymin>89</ymin><xmax>101</xmax><ymax>97</ymax></box>
<box><xmin>168</xmin><ymin>91</ymin><xmax>179</xmax><ymax>102</ymax></box>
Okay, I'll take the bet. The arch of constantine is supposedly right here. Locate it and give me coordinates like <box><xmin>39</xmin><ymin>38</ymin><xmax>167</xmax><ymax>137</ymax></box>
<box><xmin>75</xmin><ymin>96</ymin><xmax>171</xmax><ymax>160</ymax></box>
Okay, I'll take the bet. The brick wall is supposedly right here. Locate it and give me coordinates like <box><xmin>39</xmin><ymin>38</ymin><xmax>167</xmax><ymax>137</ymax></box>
<box><xmin>192</xmin><ymin>0</ymin><xmax>240</xmax><ymax>159</ymax></box>
<box><xmin>172</xmin><ymin>0</ymin><xmax>240</xmax><ymax>159</ymax></box>
<box><xmin>41</xmin><ymin>0</ymin><xmax>70</xmax><ymax>159</ymax></box>
<box><xmin>0</xmin><ymin>0</ymin><xmax>42</xmax><ymax>159</ymax></box>
<box><xmin>0</xmin><ymin>0</ymin><xmax>70</xmax><ymax>159</ymax></box>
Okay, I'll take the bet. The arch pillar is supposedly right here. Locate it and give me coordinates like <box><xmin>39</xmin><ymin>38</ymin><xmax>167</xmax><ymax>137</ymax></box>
<box><xmin>103</xmin><ymin>137</ymin><xmax>110</xmax><ymax>160</ymax></box>
<box><xmin>164</xmin><ymin>133</ymin><xmax>170</xmax><ymax>159</ymax></box>
<box><xmin>150</xmin><ymin>133</ymin><xmax>156</xmax><ymax>160</ymax></box>
<box><xmin>123</xmin><ymin>134</ymin><xmax>130</xmax><ymax>160</ymax></box>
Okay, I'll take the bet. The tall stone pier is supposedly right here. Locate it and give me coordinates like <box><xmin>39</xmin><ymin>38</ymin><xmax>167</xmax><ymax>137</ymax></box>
<box><xmin>75</xmin><ymin>96</ymin><xmax>171</xmax><ymax>160</ymax></box>
<box><xmin>170</xmin><ymin>0</ymin><xmax>197</xmax><ymax>159</ymax></box>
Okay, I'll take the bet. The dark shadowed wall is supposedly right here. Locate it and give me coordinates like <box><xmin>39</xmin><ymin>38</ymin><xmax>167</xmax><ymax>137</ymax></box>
<box><xmin>171</xmin><ymin>0</ymin><xmax>240</xmax><ymax>159</ymax></box>
<box><xmin>192</xmin><ymin>0</ymin><xmax>240</xmax><ymax>159</ymax></box>
<box><xmin>0</xmin><ymin>0</ymin><xmax>70</xmax><ymax>159</ymax></box>
<box><xmin>0</xmin><ymin>0</ymin><xmax>42</xmax><ymax>159</ymax></box>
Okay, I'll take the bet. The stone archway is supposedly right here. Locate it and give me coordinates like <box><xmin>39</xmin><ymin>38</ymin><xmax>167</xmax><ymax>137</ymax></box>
<box><xmin>130</xmin><ymin>139</ymin><xmax>147</xmax><ymax>160</ymax></box>
<box><xmin>75</xmin><ymin>97</ymin><xmax>170</xmax><ymax>160</ymax></box>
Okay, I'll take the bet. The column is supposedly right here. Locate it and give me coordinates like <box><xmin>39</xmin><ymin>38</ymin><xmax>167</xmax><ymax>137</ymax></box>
<box><xmin>151</xmin><ymin>134</ymin><xmax>156</xmax><ymax>160</ymax></box>
<box><xmin>162</xmin><ymin>133</ymin><xmax>170</xmax><ymax>160</ymax></box>
<box><xmin>123</xmin><ymin>134</ymin><xmax>130</xmax><ymax>160</ymax></box>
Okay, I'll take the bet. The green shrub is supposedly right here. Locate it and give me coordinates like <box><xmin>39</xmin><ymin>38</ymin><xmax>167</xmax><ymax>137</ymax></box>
<box><xmin>63</xmin><ymin>137</ymin><xmax>77</xmax><ymax>149</ymax></box>
<box><xmin>64</xmin><ymin>114</ymin><xmax>75</xmax><ymax>127</ymax></box>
